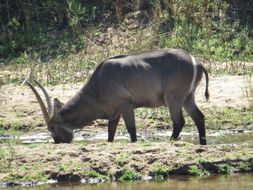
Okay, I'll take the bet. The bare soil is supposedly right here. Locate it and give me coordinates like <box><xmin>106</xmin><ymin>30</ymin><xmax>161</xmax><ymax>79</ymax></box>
<box><xmin>0</xmin><ymin>75</ymin><xmax>251</xmax><ymax>131</ymax></box>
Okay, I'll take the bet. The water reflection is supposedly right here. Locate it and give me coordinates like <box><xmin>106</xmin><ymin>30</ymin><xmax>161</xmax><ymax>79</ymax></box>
<box><xmin>181</xmin><ymin>132</ymin><xmax>253</xmax><ymax>145</ymax></box>
<box><xmin>5</xmin><ymin>174</ymin><xmax>253</xmax><ymax>190</ymax></box>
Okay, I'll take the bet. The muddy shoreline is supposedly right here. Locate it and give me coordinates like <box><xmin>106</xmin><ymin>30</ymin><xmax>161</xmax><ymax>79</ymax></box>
<box><xmin>1</xmin><ymin>140</ymin><xmax>253</xmax><ymax>187</ymax></box>
<box><xmin>1</xmin><ymin>127</ymin><xmax>253</xmax><ymax>144</ymax></box>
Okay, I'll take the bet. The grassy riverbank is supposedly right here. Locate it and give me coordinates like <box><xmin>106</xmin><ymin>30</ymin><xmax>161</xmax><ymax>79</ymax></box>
<box><xmin>1</xmin><ymin>140</ymin><xmax>253</xmax><ymax>186</ymax></box>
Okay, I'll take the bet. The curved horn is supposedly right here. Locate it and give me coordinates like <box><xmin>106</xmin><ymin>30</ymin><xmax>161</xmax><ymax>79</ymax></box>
<box><xmin>26</xmin><ymin>81</ymin><xmax>50</xmax><ymax>126</ymax></box>
<box><xmin>33</xmin><ymin>80</ymin><xmax>53</xmax><ymax>117</ymax></box>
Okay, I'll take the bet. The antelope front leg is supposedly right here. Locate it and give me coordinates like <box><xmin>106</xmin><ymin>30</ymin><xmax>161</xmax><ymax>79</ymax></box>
<box><xmin>165</xmin><ymin>98</ymin><xmax>185</xmax><ymax>142</ymax></box>
<box><xmin>122</xmin><ymin>105</ymin><xmax>137</xmax><ymax>142</ymax></box>
<box><xmin>108</xmin><ymin>115</ymin><xmax>121</xmax><ymax>142</ymax></box>
<box><xmin>183</xmin><ymin>93</ymin><xmax>207</xmax><ymax>145</ymax></box>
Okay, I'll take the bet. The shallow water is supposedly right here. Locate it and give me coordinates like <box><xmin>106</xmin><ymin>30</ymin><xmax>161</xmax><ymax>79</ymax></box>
<box><xmin>181</xmin><ymin>131</ymin><xmax>253</xmax><ymax>145</ymax></box>
<box><xmin>86</xmin><ymin>131</ymin><xmax>253</xmax><ymax>146</ymax></box>
<box><xmin>1</xmin><ymin>130</ymin><xmax>253</xmax><ymax>145</ymax></box>
<box><xmin>4</xmin><ymin>174</ymin><xmax>253</xmax><ymax>190</ymax></box>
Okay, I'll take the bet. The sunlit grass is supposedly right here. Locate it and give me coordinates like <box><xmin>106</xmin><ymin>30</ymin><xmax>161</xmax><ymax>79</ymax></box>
<box><xmin>243</xmin><ymin>75</ymin><xmax>253</xmax><ymax>109</ymax></box>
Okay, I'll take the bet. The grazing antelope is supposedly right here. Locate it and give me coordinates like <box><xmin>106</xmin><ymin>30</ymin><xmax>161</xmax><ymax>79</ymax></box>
<box><xmin>27</xmin><ymin>49</ymin><xmax>209</xmax><ymax>145</ymax></box>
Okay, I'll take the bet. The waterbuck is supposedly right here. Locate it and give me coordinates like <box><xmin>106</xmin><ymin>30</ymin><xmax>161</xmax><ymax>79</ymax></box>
<box><xmin>27</xmin><ymin>49</ymin><xmax>209</xmax><ymax>145</ymax></box>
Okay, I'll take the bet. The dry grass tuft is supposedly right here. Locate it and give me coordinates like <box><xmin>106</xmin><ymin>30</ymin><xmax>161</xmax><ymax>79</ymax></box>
<box><xmin>243</xmin><ymin>75</ymin><xmax>253</xmax><ymax>108</ymax></box>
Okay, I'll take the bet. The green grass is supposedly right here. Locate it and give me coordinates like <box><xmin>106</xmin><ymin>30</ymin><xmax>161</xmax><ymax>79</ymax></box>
<box><xmin>0</xmin><ymin>141</ymin><xmax>48</xmax><ymax>183</ymax></box>
<box><xmin>83</xmin><ymin>171</ymin><xmax>101</xmax><ymax>178</ymax></box>
<box><xmin>217</xmin><ymin>164</ymin><xmax>232</xmax><ymax>175</ymax></box>
<box><xmin>82</xmin><ymin>171</ymin><xmax>109</xmax><ymax>181</ymax></box>
<box><xmin>119</xmin><ymin>168</ymin><xmax>142</xmax><ymax>182</ymax></box>
<box><xmin>115</xmin><ymin>153</ymin><xmax>130</xmax><ymax>167</ymax></box>
<box><xmin>135</xmin><ymin>107</ymin><xmax>253</xmax><ymax>131</ymax></box>
<box><xmin>150</xmin><ymin>163</ymin><xmax>170</xmax><ymax>178</ymax></box>
<box><xmin>2</xmin><ymin>168</ymin><xmax>48</xmax><ymax>183</ymax></box>
<box><xmin>239</xmin><ymin>160</ymin><xmax>253</xmax><ymax>172</ymax></box>
<box><xmin>205</xmin><ymin>107</ymin><xmax>253</xmax><ymax>130</ymax></box>
<box><xmin>188</xmin><ymin>165</ymin><xmax>209</xmax><ymax>176</ymax></box>
<box><xmin>0</xmin><ymin>118</ymin><xmax>32</xmax><ymax>134</ymax></box>
<box><xmin>243</xmin><ymin>75</ymin><xmax>253</xmax><ymax>108</ymax></box>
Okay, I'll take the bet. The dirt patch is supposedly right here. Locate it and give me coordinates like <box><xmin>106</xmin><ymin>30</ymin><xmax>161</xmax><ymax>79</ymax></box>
<box><xmin>0</xmin><ymin>75</ymin><xmax>251</xmax><ymax>132</ymax></box>
<box><xmin>197</xmin><ymin>75</ymin><xmax>252</xmax><ymax>108</ymax></box>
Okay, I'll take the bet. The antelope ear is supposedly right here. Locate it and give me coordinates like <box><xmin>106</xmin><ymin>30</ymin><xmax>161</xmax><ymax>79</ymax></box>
<box><xmin>53</xmin><ymin>98</ymin><xmax>63</xmax><ymax>116</ymax></box>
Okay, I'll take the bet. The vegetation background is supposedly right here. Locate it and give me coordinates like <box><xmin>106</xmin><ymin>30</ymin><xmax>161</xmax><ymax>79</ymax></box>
<box><xmin>0</xmin><ymin>1</ymin><xmax>253</xmax><ymax>185</ymax></box>
<box><xmin>0</xmin><ymin>0</ymin><xmax>252</xmax><ymax>85</ymax></box>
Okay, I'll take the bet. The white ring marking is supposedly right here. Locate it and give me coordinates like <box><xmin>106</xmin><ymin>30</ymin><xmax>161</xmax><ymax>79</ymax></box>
<box><xmin>189</xmin><ymin>55</ymin><xmax>197</xmax><ymax>93</ymax></box>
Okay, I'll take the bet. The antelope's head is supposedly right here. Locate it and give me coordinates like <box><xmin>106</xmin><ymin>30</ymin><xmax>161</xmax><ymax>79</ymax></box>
<box><xmin>26</xmin><ymin>80</ymin><xmax>73</xmax><ymax>143</ymax></box>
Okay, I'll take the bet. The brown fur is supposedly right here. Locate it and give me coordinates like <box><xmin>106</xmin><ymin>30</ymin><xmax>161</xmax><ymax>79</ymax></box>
<box><xmin>28</xmin><ymin>48</ymin><xmax>209</xmax><ymax>145</ymax></box>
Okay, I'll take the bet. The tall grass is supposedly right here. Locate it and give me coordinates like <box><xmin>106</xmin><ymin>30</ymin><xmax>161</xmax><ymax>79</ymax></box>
<box><xmin>243</xmin><ymin>75</ymin><xmax>253</xmax><ymax>108</ymax></box>
<box><xmin>0</xmin><ymin>0</ymin><xmax>252</xmax><ymax>85</ymax></box>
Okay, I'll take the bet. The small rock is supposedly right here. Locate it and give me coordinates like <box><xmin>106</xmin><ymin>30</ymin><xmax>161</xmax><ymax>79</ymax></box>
<box><xmin>21</xmin><ymin>181</ymin><xmax>38</xmax><ymax>187</ymax></box>
<box><xmin>143</xmin><ymin>175</ymin><xmax>152</xmax><ymax>180</ymax></box>
<box><xmin>0</xmin><ymin>182</ymin><xmax>19</xmax><ymax>187</ymax></box>
<box><xmin>133</xmin><ymin>149</ymin><xmax>143</xmax><ymax>154</ymax></box>
<box><xmin>81</xmin><ymin>177</ymin><xmax>105</xmax><ymax>184</ymax></box>
<box><xmin>196</xmin><ymin>148</ymin><xmax>206</xmax><ymax>153</ymax></box>
<box><xmin>80</xmin><ymin>147</ymin><xmax>89</xmax><ymax>152</ymax></box>
<box><xmin>82</xmin><ymin>157</ymin><xmax>91</xmax><ymax>162</ymax></box>
<box><xmin>69</xmin><ymin>152</ymin><xmax>80</xmax><ymax>157</ymax></box>
<box><xmin>47</xmin><ymin>179</ymin><xmax>57</xmax><ymax>184</ymax></box>
<box><xmin>174</xmin><ymin>141</ymin><xmax>189</xmax><ymax>147</ymax></box>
